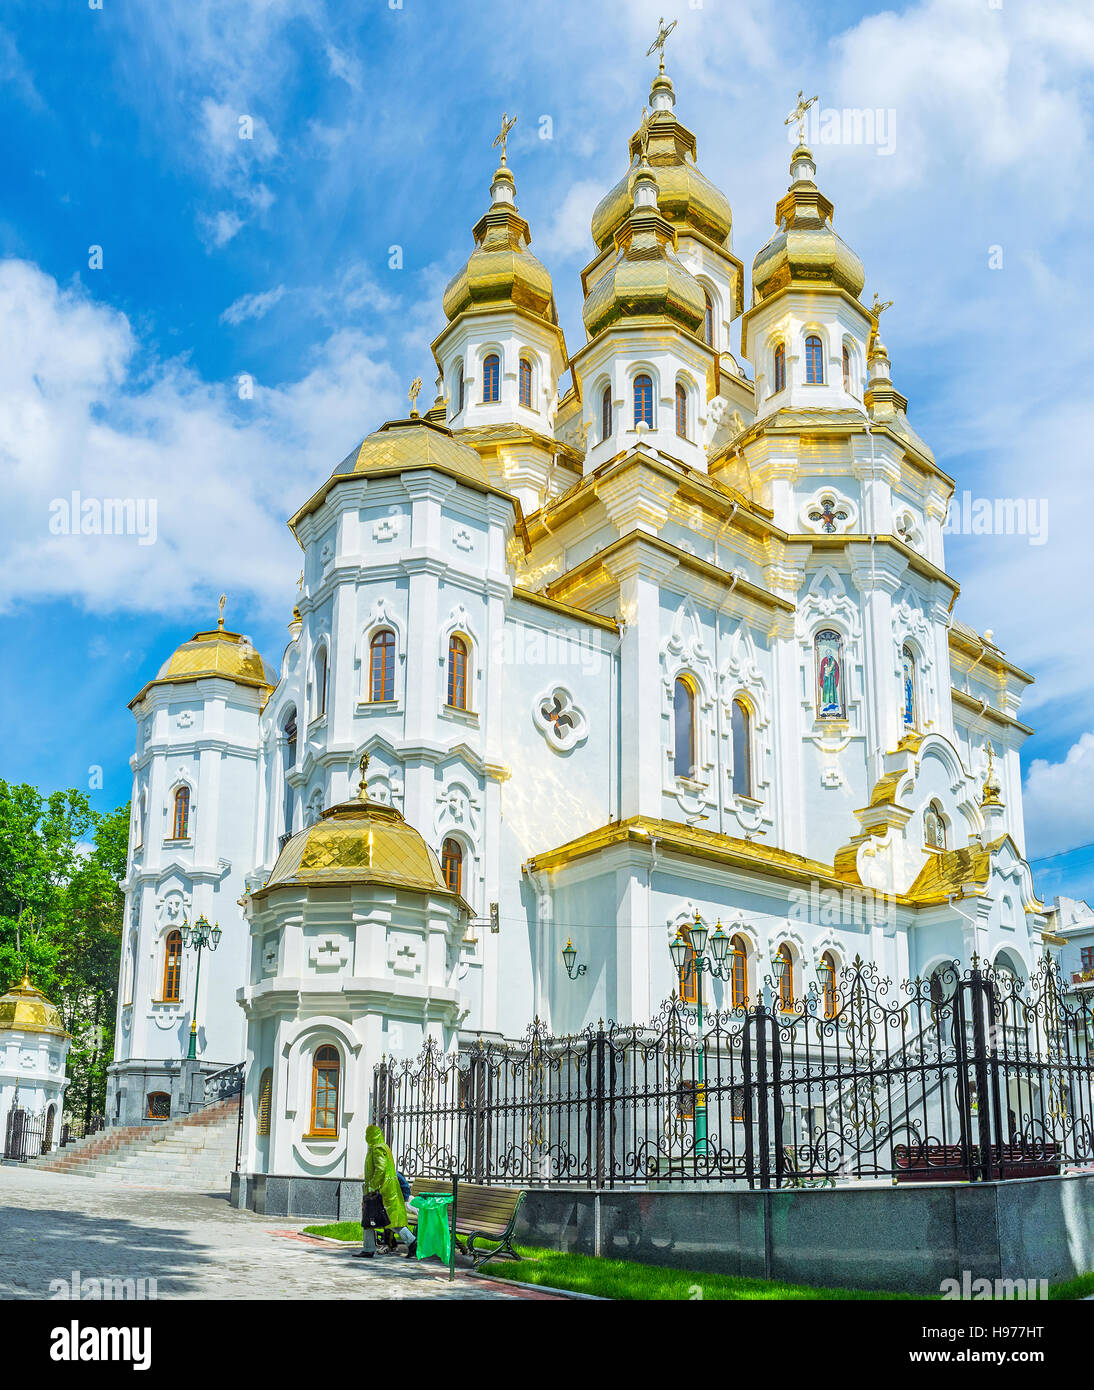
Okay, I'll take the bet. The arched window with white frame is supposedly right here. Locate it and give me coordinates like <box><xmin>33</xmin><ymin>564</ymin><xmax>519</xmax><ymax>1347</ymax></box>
<box><xmin>805</xmin><ymin>333</ymin><xmax>824</xmax><ymax>384</ymax></box>
<box><xmin>313</xmin><ymin>645</ymin><xmax>328</xmax><ymax>719</ymax></box>
<box><xmin>773</xmin><ymin>341</ymin><xmax>786</xmax><ymax>393</ymax></box>
<box><xmin>901</xmin><ymin>644</ymin><xmax>917</xmax><ymax>729</ymax></box>
<box><xmin>675</xmin><ymin>382</ymin><xmax>688</xmax><ymax>438</ymax></box>
<box><xmin>673</xmin><ymin>676</ymin><xmax>697</xmax><ymax>779</ymax></box>
<box><xmin>633</xmin><ymin>373</ymin><xmax>654</xmax><ymax>428</ymax></box>
<box><xmin>482</xmin><ymin>353</ymin><xmax>500</xmax><ymax>403</ymax></box>
<box><xmin>730</xmin><ymin>698</ymin><xmax>752</xmax><ymax>798</ymax></box>
<box><xmin>601</xmin><ymin>385</ymin><xmax>612</xmax><ymax>442</ymax></box>
<box><xmin>518</xmin><ymin>356</ymin><xmax>533</xmax><ymax>409</ymax></box>
<box><xmin>703</xmin><ymin>290</ymin><xmax>714</xmax><ymax>347</ymax></box>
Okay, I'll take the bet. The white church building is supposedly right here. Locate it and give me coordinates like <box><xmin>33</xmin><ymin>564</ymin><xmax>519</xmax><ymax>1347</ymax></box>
<box><xmin>109</xmin><ymin>61</ymin><xmax>1051</xmax><ymax>1184</ymax></box>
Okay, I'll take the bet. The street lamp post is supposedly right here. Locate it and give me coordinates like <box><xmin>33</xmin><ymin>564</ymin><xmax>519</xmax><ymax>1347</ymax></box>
<box><xmin>181</xmin><ymin>914</ymin><xmax>222</xmax><ymax>1061</ymax></box>
<box><xmin>669</xmin><ymin>914</ymin><xmax>732</xmax><ymax>1158</ymax></box>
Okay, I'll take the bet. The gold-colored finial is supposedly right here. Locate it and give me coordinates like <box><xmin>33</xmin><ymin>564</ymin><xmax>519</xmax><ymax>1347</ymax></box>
<box><xmin>646</xmin><ymin>16</ymin><xmax>677</xmax><ymax>73</ymax></box>
<box><xmin>217</xmin><ymin>593</ymin><xmax>227</xmax><ymax>630</ymax></box>
<box><xmin>638</xmin><ymin>106</ymin><xmax>652</xmax><ymax>164</ymax></box>
<box><xmin>408</xmin><ymin>377</ymin><xmax>423</xmax><ymax>415</ymax></box>
<box><xmin>785</xmin><ymin>89</ymin><xmax>818</xmax><ymax>144</ymax></box>
<box><xmin>492</xmin><ymin>112</ymin><xmax>517</xmax><ymax>165</ymax></box>
<box><xmin>981</xmin><ymin>740</ymin><xmax>1003</xmax><ymax>807</ymax></box>
<box><xmin>868</xmin><ymin>292</ymin><xmax>893</xmax><ymax>353</ymax></box>
<box><xmin>358</xmin><ymin>751</ymin><xmax>370</xmax><ymax>801</ymax></box>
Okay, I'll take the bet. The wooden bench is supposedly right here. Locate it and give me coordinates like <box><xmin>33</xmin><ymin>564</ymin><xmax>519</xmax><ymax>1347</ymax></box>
<box><xmin>894</xmin><ymin>1142</ymin><xmax>1060</xmax><ymax>1182</ymax></box>
<box><xmin>408</xmin><ymin>1178</ymin><xmax>525</xmax><ymax>1265</ymax></box>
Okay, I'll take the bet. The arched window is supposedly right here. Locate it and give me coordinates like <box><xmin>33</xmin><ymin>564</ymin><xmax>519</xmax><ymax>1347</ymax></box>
<box><xmin>777</xmin><ymin>944</ymin><xmax>794</xmax><ymax>1012</ymax></box>
<box><xmin>282</xmin><ymin>708</ymin><xmax>297</xmax><ymax>842</ymax></box>
<box><xmin>146</xmin><ymin>1092</ymin><xmax>171</xmax><ymax>1120</ymax></box>
<box><xmin>314</xmin><ymin>646</ymin><xmax>328</xmax><ymax>717</ymax></box>
<box><xmin>924</xmin><ymin>800</ymin><xmax>947</xmax><ymax>851</ymax></box>
<box><xmin>456</xmin><ymin>363</ymin><xmax>465</xmax><ymax>413</ymax></box>
<box><xmin>675</xmin><ymin>382</ymin><xmax>688</xmax><ymax>438</ymax></box>
<box><xmin>256</xmin><ymin>1067</ymin><xmax>273</xmax><ymax>1138</ymax></box>
<box><xmin>842</xmin><ymin>344</ymin><xmax>851</xmax><ymax>393</ymax></box>
<box><xmin>482</xmin><ymin>353</ymin><xmax>500</xmax><ymax>403</ymax></box>
<box><xmin>633</xmin><ymin>373</ymin><xmax>653</xmax><ymax>428</ymax></box>
<box><xmin>773</xmin><ymin>342</ymin><xmax>786</xmax><ymax>393</ymax></box>
<box><xmin>171</xmin><ymin>786</ymin><xmax>190</xmax><ymax>840</ymax></box>
<box><xmin>703</xmin><ymin>291</ymin><xmax>714</xmax><ymax>347</ymax></box>
<box><xmin>310</xmin><ymin>1045</ymin><xmax>340</xmax><ymax>1137</ymax></box>
<box><xmin>678</xmin><ymin>924</ymin><xmax>698</xmax><ymax>1004</ymax></box>
<box><xmin>901</xmin><ymin>645</ymin><xmax>916</xmax><ymax>728</ymax></box>
<box><xmin>731</xmin><ymin>699</ymin><xmax>752</xmax><ymax>798</ymax></box>
<box><xmin>519</xmin><ymin>356</ymin><xmax>533</xmax><ymax>408</ymax></box>
<box><xmin>441</xmin><ymin>838</ymin><xmax>463</xmax><ymax>895</ymax></box>
<box><xmin>673</xmin><ymin>676</ymin><xmax>696</xmax><ymax>779</ymax></box>
<box><xmin>822</xmin><ymin>951</ymin><xmax>838</xmax><ymax>1019</ymax></box>
<box><xmin>447</xmin><ymin>634</ymin><xmax>469</xmax><ymax>710</ymax></box>
<box><xmin>730</xmin><ymin>935</ymin><xmax>748</xmax><ymax>1009</ymax></box>
<box><xmin>601</xmin><ymin>385</ymin><xmax>612</xmax><ymax>441</ymax></box>
<box><xmin>162</xmin><ymin>930</ymin><xmax>182</xmax><ymax>1002</ymax></box>
<box><xmin>815</xmin><ymin>629</ymin><xmax>846</xmax><ymax>719</ymax></box>
<box><xmin>805</xmin><ymin>334</ymin><xmax>824</xmax><ymax>384</ymax></box>
<box><xmin>369</xmin><ymin>629</ymin><xmax>396</xmax><ymax>703</ymax></box>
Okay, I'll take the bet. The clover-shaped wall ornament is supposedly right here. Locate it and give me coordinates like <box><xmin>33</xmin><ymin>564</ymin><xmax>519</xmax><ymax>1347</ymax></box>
<box><xmin>532</xmin><ymin>685</ymin><xmax>589</xmax><ymax>753</ymax></box>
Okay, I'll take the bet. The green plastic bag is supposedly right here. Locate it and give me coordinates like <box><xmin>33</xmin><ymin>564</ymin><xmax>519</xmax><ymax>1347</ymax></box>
<box><xmin>411</xmin><ymin>1193</ymin><xmax>453</xmax><ymax>1262</ymax></box>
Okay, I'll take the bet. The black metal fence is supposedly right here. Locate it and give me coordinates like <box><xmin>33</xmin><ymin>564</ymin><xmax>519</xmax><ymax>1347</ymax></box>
<box><xmin>2</xmin><ymin>1106</ymin><xmax>105</xmax><ymax>1161</ymax></box>
<box><xmin>371</xmin><ymin>955</ymin><xmax>1094</xmax><ymax>1188</ymax></box>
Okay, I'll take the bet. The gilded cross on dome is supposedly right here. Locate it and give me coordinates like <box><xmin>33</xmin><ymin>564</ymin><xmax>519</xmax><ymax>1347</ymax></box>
<box><xmin>217</xmin><ymin>593</ymin><xmax>227</xmax><ymax>630</ymax></box>
<box><xmin>785</xmin><ymin>90</ymin><xmax>818</xmax><ymax>144</ymax></box>
<box><xmin>358</xmin><ymin>750</ymin><xmax>370</xmax><ymax>800</ymax></box>
<box><xmin>408</xmin><ymin>377</ymin><xmax>423</xmax><ymax>414</ymax></box>
<box><xmin>492</xmin><ymin>112</ymin><xmax>517</xmax><ymax>165</ymax></box>
<box><xmin>646</xmin><ymin>16</ymin><xmax>677</xmax><ymax>73</ymax></box>
<box><xmin>638</xmin><ymin>106</ymin><xmax>652</xmax><ymax>163</ymax></box>
<box><xmin>868</xmin><ymin>292</ymin><xmax>893</xmax><ymax>351</ymax></box>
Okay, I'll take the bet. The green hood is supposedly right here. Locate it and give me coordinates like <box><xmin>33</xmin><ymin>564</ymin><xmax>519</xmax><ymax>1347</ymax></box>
<box><xmin>365</xmin><ymin>1125</ymin><xmax>385</xmax><ymax>1146</ymax></box>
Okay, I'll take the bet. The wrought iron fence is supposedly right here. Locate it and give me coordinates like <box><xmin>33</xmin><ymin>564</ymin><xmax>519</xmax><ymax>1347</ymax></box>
<box><xmin>371</xmin><ymin>955</ymin><xmax>1094</xmax><ymax>1188</ymax></box>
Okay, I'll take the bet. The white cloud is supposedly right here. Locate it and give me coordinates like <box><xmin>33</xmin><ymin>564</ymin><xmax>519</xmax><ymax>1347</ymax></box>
<box><xmin>1022</xmin><ymin>733</ymin><xmax>1094</xmax><ymax>860</ymax></box>
<box><xmin>199</xmin><ymin>210</ymin><xmax>244</xmax><ymax>248</ymax></box>
<box><xmin>221</xmin><ymin>285</ymin><xmax>287</xmax><ymax>325</ymax></box>
<box><xmin>0</xmin><ymin>257</ymin><xmax>401</xmax><ymax>619</ymax></box>
<box><xmin>536</xmin><ymin>180</ymin><xmax>604</xmax><ymax>261</ymax></box>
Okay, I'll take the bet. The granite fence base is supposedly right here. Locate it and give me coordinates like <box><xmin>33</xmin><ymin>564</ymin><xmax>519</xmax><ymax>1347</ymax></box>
<box><xmin>229</xmin><ymin>1170</ymin><xmax>1094</xmax><ymax>1294</ymax></box>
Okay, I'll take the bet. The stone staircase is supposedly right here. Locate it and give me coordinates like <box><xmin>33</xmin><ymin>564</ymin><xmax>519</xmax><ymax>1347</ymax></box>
<box><xmin>31</xmin><ymin>1098</ymin><xmax>240</xmax><ymax>1191</ymax></box>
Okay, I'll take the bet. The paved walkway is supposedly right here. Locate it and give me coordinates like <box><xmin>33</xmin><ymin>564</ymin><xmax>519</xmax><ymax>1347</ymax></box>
<box><xmin>0</xmin><ymin>1167</ymin><xmax>557</xmax><ymax>1301</ymax></box>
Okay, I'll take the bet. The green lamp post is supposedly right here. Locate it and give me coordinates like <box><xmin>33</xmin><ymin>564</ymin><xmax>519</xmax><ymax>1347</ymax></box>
<box><xmin>670</xmin><ymin>913</ymin><xmax>733</xmax><ymax>1159</ymax></box>
<box><xmin>181</xmin><ymin>914</ymin><xmax>221</xmax><ymax>1061</ymax></box>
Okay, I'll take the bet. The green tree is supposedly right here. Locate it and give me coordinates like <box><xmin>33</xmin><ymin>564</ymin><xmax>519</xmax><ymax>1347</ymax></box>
<box><xmin>0</xmin><ymin>782</ymin><xmax>127</xmax><ymax>1118</ymax></box>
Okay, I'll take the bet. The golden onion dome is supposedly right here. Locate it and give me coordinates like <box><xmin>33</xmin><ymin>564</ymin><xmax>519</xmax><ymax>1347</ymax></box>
<box><xmin>582</xmin><ymin>163</ymin><xmax>706</xmax><ymax>340</ymax></box>
<box><xmin>442</xmin><ymin>164</ymin><xmax>556</xmax><ymax>325</ymax></box>
<box><xmin>0</xmin><ymin>974</ymin><xmax>70</xmax><ymax>1038</ymax></box>
<box><xmin>751</xmin><ymin>145</ymin><xmax>865</xmax><ymax>302</ymax></box>
<box><xmin>590</xmin><ymin>76</ymin><xmax>733</xmax><ymax>253</ymax></box>
<box><xmin>257</xmin><ymin>758</ymin><xmax>469</xmax><ymax>910</ymax></box>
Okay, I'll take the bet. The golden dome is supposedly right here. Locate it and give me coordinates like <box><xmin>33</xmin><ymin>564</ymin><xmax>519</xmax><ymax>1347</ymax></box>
<box><xmin>258</xmin><ymin>770</ymin><xmax>467</xmax><ymax>908</ymax></box>
<box><xmin>132</xmin><ymin>617</ymin><xmax>276</xmax><ymax>706</ymax></box>
<box><xmin>582</xmin><ymin>164</ymin><xmax>706</xmax><ymax>339</ymax></box>
<box><xmin>332</xmin><ymin>416</ymin><xmax>490</xmax><ymax>488</ymax></box>
<box><xmin>751</xmin><ymin>145</ymin><xmax>865</xmax><ymax>302</ymax></box>
<box><xmin>590</xmin><ymin>82</ymin><xmax>733</xmax><ymax>253</ymax></box>
<box><xmin>0</xmin><ymin>974</ymin><xmax>70</xmax><ymax>1038</ymax></box>
<box><xmin>442</xmin><ymin>165</ymin><xmax>556</xmax><ymax>325</ymax></box>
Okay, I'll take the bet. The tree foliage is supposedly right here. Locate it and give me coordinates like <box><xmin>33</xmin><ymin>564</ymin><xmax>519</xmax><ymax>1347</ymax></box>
<box><xmin>0</xmin><ymin>781</ymin><xmax>127</xmax><ymax>1119</ymax></box>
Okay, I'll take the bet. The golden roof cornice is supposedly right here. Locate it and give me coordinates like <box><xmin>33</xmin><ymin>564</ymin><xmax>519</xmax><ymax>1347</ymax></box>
<box><xmin>948</xmin><ymin>626</ymin><xmax>1035</xmax><ymax>686</ymax></box>
<box><xmin>523</xmin><ymin>449</ymin><xmax>777</xmax><ymax>548</ymax></box>
<box><xmin>545</xmin><ymin>532</ymin><xmax>795</xmax><ymax>617</ymax></box>
<box><xmin>456</xmin><ymin>421</ymin><xmax>584</xmax><ymax>469</ymax></box>
<box><xmin>950</xmin><ymin>687</ymin><xmax>1034</xmax><ymax>735</ymax></box>
<box><xmin>785</xmin><ymin>532</ymin><xmax>959</xmax><ymax>595</ymax></box>
<box><xmin>431</xmin><ymin>304</ymin><xmax>569</xmax><ymax>366</ymax></box>
<box><xmin>511</xmin><ymin>585</ymin><xmax>619</xmax><ymax>633</ymax></box>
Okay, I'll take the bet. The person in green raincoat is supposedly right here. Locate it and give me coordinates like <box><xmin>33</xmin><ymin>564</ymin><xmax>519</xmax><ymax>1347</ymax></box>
<box><xmin>355</xmin><ymin>1125</ymin><xmax>416</xmax><ymax>1259</ymax></box>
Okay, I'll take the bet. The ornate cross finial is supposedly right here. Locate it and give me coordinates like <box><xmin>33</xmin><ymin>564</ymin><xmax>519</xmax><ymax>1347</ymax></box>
<box><xmin>217</xmin><ymin>593</ymin><xmax>227</xmax><ymax>630</ymax></box>
<box><xmin>492</xmin><ymin>112</ymin><xmax>517</xmax><ymax>165</ymax></box>
<box><xmin>646</xmin><ymin>16</ymin><xmax>677</xmax><ymax>73</ymax></box>
<box><xmin>297</xmin><ymin>570</ymin><xmax>303</xmax><ymax>591</ymax></box>
<box><xmin>408</xmin><ymin>377</ymin><xmax>423</xmax><ymax>415</ymax></box>
<box><xmin>784</xmin><ymin>89</ymin><xmax>818</xmax><ymax>144</ymax></box>
<box><xmin>637</xmin><ymin>106</ymin><xmax>652</xmax><ymax>163</ymax></box>
<box><xmin>358</xmin><ymin>750</ymin><xmax>370</xmax><ymax>801</ymax></box>
<box><xmin>869</xmin><ymin>291</ymin><xmax>894</xmax><ymax>323</ymax></box>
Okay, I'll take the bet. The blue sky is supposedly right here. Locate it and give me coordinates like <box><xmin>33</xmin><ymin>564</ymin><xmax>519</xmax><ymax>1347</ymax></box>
<box><xmin>0</xmin><ymin>0</ymin><xmax>1091</xmax><ymax>902</ymax></box>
